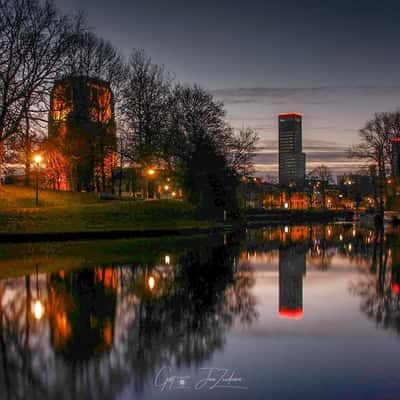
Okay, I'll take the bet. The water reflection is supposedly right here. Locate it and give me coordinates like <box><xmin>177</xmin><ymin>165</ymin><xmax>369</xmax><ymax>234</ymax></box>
<box><xmin>352</xmin><ymin>228</ymin><xmax>400</xmax><ymax>334</ymax></box>
<box><xmin>48</xmin><ymin>268</ymin><xmax>117</xmax><ymax>362</ymax></box>
<box><xmin>0</xmin><ymin>233</ymin><xmax>256</xmax><ymax>399</ymax></box>
<box><xmin>1</xmin><ymin>225</ymin><xmax>400</xmax><ymax>399</ymax></box>
<box><xmin>279</xmin><ymin>244</ymin><xmax>306</xmax><ymax>319</ymax></box>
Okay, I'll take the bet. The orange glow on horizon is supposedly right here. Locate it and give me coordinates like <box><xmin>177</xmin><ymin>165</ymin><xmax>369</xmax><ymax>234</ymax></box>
<box><xmin>279</xmin><ymin>308</ymin><xmax>304</xmax><ymax>320</ymax></box>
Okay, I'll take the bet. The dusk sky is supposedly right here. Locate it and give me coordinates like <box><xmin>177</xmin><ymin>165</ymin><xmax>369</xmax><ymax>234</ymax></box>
<box><xmin>55</xmin><ymin>0</ymin><xmax>400</xmax><ymax>176</ymax></box>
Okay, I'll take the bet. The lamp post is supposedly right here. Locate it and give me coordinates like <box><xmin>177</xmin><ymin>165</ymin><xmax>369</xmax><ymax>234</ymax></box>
<box><xmin>146</xmin><ymin>168</ymin><xmax>155</xmax><ymax>199</ymax></box>
<box><xmin>33</xmin><ymin>155</ymin><xmax>42</xmax><ymax>206</ymax></box>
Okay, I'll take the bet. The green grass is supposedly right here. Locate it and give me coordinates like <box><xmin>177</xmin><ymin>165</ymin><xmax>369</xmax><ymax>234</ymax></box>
<box><xmin>0</xmin><ymin>185</ymin><xmax>211</xmax><ymax>233</ymax></box>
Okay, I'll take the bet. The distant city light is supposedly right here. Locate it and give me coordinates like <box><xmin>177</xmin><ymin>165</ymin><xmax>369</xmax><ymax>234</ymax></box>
<box><xmin>284</xmin><ymin>226</ymin><xmax>289</xmax><ymax>233</ymax></box>
<box><xmin>284</xmin><ymin>202</ymin><xmax>289</xmax><ymax>209</ymax></box>
<box><xmin>165</xmin><ymin>255</ymin><xmax>170</xmax><ymax>265</ymax></box>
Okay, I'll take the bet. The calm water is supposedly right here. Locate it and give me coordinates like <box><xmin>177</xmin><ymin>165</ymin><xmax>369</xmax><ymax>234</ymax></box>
<box><xmin>1</xmin><ymin>224</ymin><xmax>400</xmax><ymax>400</ymax></box>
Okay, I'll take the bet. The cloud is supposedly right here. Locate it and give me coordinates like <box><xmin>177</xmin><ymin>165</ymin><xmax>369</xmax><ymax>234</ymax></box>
<box><xmin>214</xmin><ymin>85</ymin><xmax>400</xmax><ymax>175</ymax></box>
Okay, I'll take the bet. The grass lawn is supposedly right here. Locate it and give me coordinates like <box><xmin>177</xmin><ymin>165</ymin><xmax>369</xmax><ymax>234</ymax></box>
<box><xmin>0</xmin><ymin>185</ymin><xmax>211</xmax><ymax>233</ymax></box>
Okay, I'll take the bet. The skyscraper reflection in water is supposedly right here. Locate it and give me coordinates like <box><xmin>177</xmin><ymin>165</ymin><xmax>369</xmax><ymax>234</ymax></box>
<box><xmin>279</xmin><ymin>244</ymin><xmax>307</xmax><ymax>319</ymax></box>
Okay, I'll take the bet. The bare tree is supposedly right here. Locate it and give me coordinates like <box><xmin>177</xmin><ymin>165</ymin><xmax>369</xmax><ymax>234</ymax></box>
<box><xmin>121</xmin><ymin>50</ymin><xmax>172</xmax><ymax>166</ymax></box>
<box><xmin>349</xmin><ymin>112</ymin><xmax>400</xmax><ymax>219</ymax></box>
<box><xmin>309</xmin><ymin>164</ymin><xmax>333</xmax><ymax>209</ymax></box>
<box><xmin>0</xmin><ymin>0</ymin><xmax>76</xmax><ymax>183</ymax></box>
<box><xmin>167</xmin><ymin>84</ymin><xmax>258</xmax><ymax>216</ymax></box>
<box><xmin>61</xmin><ymin>26</ymin><xmax>127</xmax><ymax>99</ymax></box>
<box><xmin>226</xmin><ymin>126</ymin><xmax>258</xmax><ymax>177</ymax></box>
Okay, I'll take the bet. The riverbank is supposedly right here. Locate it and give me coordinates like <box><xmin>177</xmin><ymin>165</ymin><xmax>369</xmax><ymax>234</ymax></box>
<box><xmin>0</xmin><ymin>186</ymin><xmax>357</xmax><ymax>243</ymax></box>
<box><xmin>0</xmin><ymin>185</ymin><xmax>213</xmax><ymax>237</ymax></box>
<box><xmin>246</xmin><ymin>208</ymin><xmax>354</xmax><ymax>226</ymax></box>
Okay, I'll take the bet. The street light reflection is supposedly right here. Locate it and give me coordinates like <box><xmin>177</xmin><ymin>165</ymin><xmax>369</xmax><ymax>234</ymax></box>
<box><xmin>148</xmin><ymin>276</ymin><xmax>155</xmax><ymax>290</ymax></box>
<box><xmin>33</xmin><ymin>300</ymin><xmax>44</xmax><ymax>320</ymax></box>
<box><xmin>33</xmin><ymin>154</ymin><xmax>42</xmax><ymax>165</ymax></box>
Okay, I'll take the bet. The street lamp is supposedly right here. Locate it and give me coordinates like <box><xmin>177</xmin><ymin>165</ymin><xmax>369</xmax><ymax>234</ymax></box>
<box><xmin>145</xmin><ymin>168</ymin><xmax>156</xmax><ymax>199</ymax></box>
<box><xmin>33</xmin><ymin>154</ymin><xmax>42</xmax><ymax>206</ymax></box>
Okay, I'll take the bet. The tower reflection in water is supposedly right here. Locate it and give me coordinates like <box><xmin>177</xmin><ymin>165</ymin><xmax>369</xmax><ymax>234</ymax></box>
<box><xmin>48</xmin><ymin>268</ymin><xmax>117</xmax><ymax>361</ymax></box>
<box><xmin>278</xmin><ymin>244</ymin><xmax>307</xmax><ymax>320</ymax></box>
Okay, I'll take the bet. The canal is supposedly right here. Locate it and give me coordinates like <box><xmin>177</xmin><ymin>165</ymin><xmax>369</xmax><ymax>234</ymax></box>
<box><xmin>0</xmin><ymin>224</ymin><xmax>399</xmax><ymax>400</ymax></box>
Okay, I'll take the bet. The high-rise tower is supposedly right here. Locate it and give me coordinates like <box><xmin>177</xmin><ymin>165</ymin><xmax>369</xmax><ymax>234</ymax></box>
<box><xmin>278</xmin><ymin>113</ymin><xmax>306</xmax><ymax>186</ymax></box>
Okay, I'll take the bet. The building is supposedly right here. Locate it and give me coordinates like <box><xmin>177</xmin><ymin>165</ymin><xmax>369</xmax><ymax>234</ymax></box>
<box><xmin>337</xmin><ymin>174</ymin><xmax>374</xmax><ymax>208</ymax></box>
<box><xmin>391</xmin><ymin>137</ymin><xmax>400</xmax><ymax>178</ymax></box>
<box><xmin>278</xmin><ymin>113</ymin><xmax>306</xmax><ymax>186</ymax></box>
<box><xmin>48</xmin><ymin>76</ymin><xmax>116</xmax><ymax>192</ymax></box>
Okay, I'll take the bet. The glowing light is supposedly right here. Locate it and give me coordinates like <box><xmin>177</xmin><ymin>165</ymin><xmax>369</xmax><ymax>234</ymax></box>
<box><xmin>33</xmin><ymin>300</ymin><xmax>44</xmax><ymax>320</ymax></box>
<box><xmin>279</xmin><ymin>308</ymin><xmax>303</xmax><ymax>320</ymax></box>
<box><xmin>392</xmin><ymin>282</ymin><xmax>400</xmax><ymax>295</ymax></box>
<box><xmin>33</xmin><ymin>154</ymin><xmax>42</xmax><ymax>165</ymax></box>
<box><xmin>327</xmin><ymin>228</ymin><xmax>332</xmax><ymax>236</ymax></box>
<box><xmin>348</xmin><ymin>243</ymin><xmax>352</xmax><ymax>251</ymax></box>
<box><xmin>284</xmin><ymin>226</ymin><xmax>289</xmax><ymax>233</ymax></box>
<box><xmin>165</xmin><ymin>255</ymin><xmax>170</xmax><ymax>265</ymax></box>
<box><xmin>339</xmin><ymin>234</ymin><xmax>343</xmax><ymax>241</ymax></box>
<box><xmin>172</xmin><ymin>191</ymin><xmax>177</xmax><ymax>197</ymax></box>
<box><xmin>353</xmin><ymin>229</ymin><xmax>356</xmax><ymax>237</ymax></box>
<box><xmin>278</xmin><ymin>112</ymin><xmax>302</xmax><ymax>118</ymax></box>
<box><xmin>148</xmin><ymin>276</ymin><xmax>155</xmax><ymax>290</ymax></box>
<box><xmin>164</xmin><ymin>185</ymin><xmax>169</xmax><ymax>191</ymax></box>
<box><xmin>147</xmin><ymin>168</ymin><xmax>155</xmax><ymax>176</ymax></box>
<box><xmin>284</xmin><ymin>202</ymin><xmax>289</xmax><ymax>209</ymax></box>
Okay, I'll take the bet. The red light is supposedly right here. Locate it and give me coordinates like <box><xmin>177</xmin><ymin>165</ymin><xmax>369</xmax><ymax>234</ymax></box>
<box><xmin>391</xmin><ymin>137</ymin><xmax>400</xmax><ymax>142</ymax></box>
<box><xmin>392</xmin><ymin>282</ymin><xmax>400</xmax><ymax>295</ymax></box>
<box><xmin>278</xmin><ymin>112</ymin><xmax>302</xmax><ymax>118</ymax></box>
<box><xmin>279</xmin><ymin>308</ymin><xmax>304</xmax><ymax>320</ymax></box>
